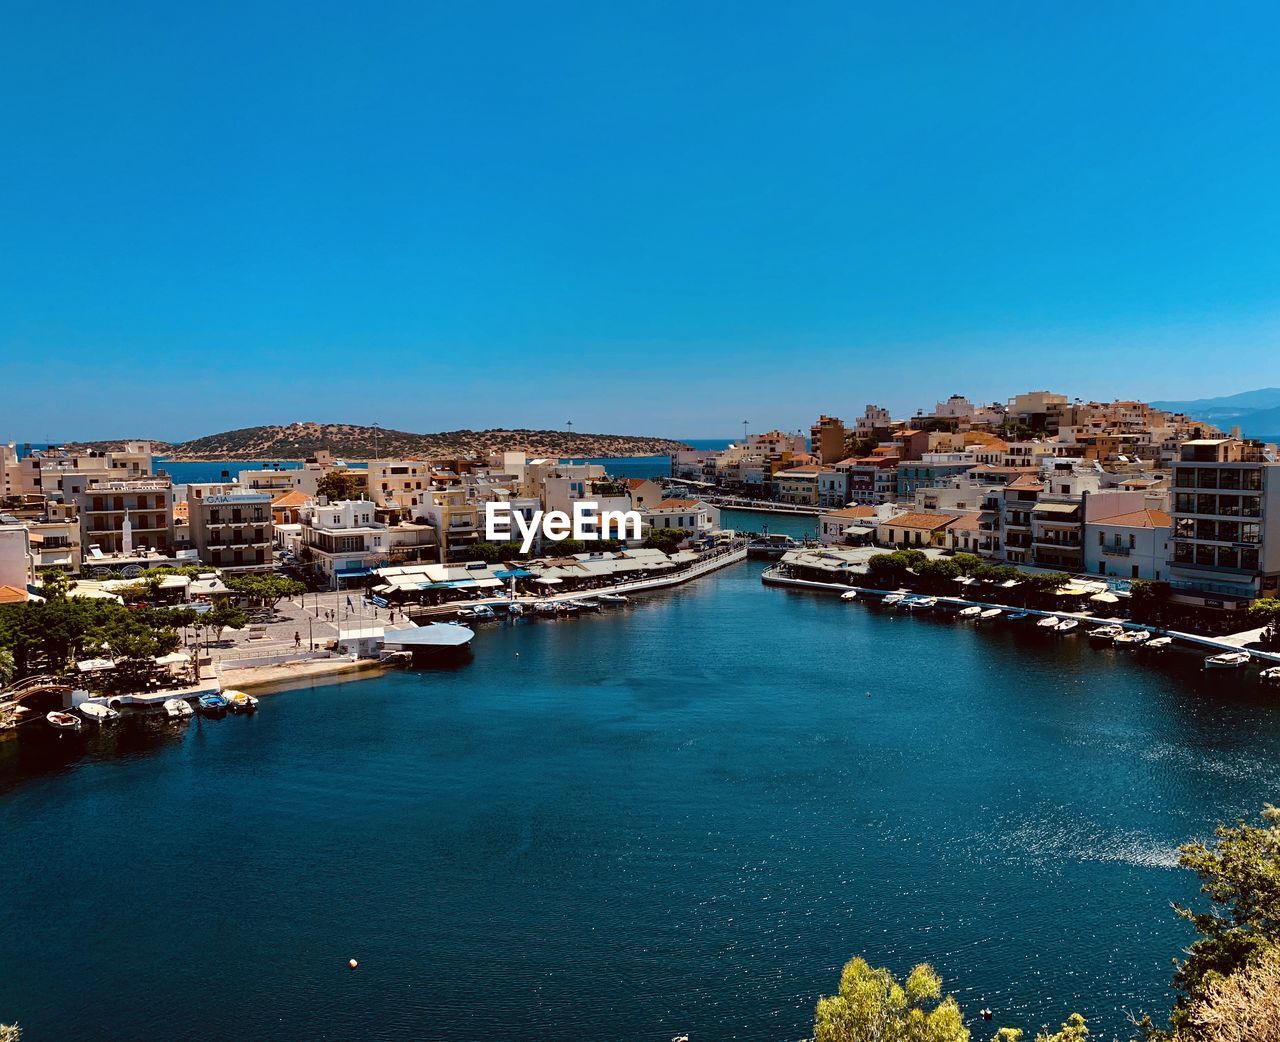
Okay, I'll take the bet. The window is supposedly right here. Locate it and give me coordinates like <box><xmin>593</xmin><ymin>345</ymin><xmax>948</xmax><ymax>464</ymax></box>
<box><xmin>1128</xmin><ymin>534</ymin><xmax>1135</xmax><ymax>549</ymax></box>
<box><xmin>1242</xmin><ymin>523</ymin><xmax>1261</xmax><ymax>544</ymax></box>
<box><xmin>1198</xmin><ymin>469</ymin><xmax>1218</xmax><ymax>489</ymax></box>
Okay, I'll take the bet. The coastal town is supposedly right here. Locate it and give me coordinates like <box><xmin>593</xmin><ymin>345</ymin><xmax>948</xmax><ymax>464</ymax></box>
<box><xmin>2</xmin><ymin>387</ymin><xmax>1280</xmax><ymax>727</ymax></box>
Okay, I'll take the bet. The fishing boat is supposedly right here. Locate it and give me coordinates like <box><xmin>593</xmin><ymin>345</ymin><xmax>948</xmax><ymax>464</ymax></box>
<box><xmin>881</xmin><ymin>593</ymin><xmax>906</xmax><ymax>608</ymax></box>
<box><xmin>1112</xmin><ymin>630</ymin><xmax>1143</xmax><ymax>646</ymax></box>
<box><xmin>978</xmin><ymin>608</ymin><xmax>1002</xmax><ymax>621</ymax></box>
<box><xmin>1143</xmin><ymin>636</ymin><xmax>1174</xmax><ymax>653</ymax></box>
<box><xmin>1129</xmin><ymin>630</ymin><xmax>1152</xmax><ymax>645</ymax></box>
<box><xmin>1036</xmin><ymin>615</ymin><xmax>1061</xmax><ymax>629</ymax></box>
<box><xmin>1089</xmin><ymin>624</ymin><xmax>1124</xmax><ymax>642</ymax></box>
<box><xmin>572</xmin><ymin>598</ymin><xmax>601</xmax><ymax>612</ymax></box>
<box><xmin>597</xmin><ymin>593</ymin><xmax>629</xmax><ymax>604</ymax></box>
<box><xmin>46</xmin><ymin>711</ymin><xmax>82</xmax><ymax>733</ymax></box>
<box><xmin>840</xmin><ymin>589</ymin><xmax>858</xmax><ymax>601</ymax></box>
<box><xmin>557</xmin><ymin>601</ymin><xmax>581</xmax><ymax>616</ymax></box>
<box><xmin>163</xmin><ymin>698</ymin><xmax>194</xmax><ymax>718</ymax></box>
<box><xmin>78</xmin><ymin>701</ymin><xmax>119</xmax><ymax>724</ymax></box>
<box><xmin>470</xmin><ymin>604</ymin><xmax>497</xmax><ymax>620</ymax></box>
<box><xmin>224</xmin><ymin>690</ymin><xmax>259</xmax><ymax>714</ymax></box>
<box><xmin>1261</xmin><ymin>666</ymin><xmax>1280</xmax><ymax>683</ymax></box>
<box><xmin>958</xmin><ymin>605</ymin><xmax>982</xmax><ymax>618</ymax></box>
<box><xmin>1006</xmin><ymin>611</ymin><xmax>1030</xmax><ymax>622</ymax></box>
<box><xmin>1204</xmin><ymin>651</ymin><xmax>1250</xmax><ymax>670</ymax></box>
<box><xmin>534</xmin><ymin>601</ymin><xmax>559</xmax><ymax>617</ymax></box>
<box><xmin>197</xmin><ymin>693</ymin><xmax>229</xmax><ymax>716</ymax></box>
<box><xmin>506</xmin><ymin>602</ymin><xmax>525</xmax><ymax>617</ymax></box>
<box><xmin>1056</xmin><ymin>619</ymin><xmax>1079</xmax><ymax>635</ymax></box>
<box><xmin>909</xmin><ymin>596</ymin><xmax>939</xmax><ymax>612</ymax></box>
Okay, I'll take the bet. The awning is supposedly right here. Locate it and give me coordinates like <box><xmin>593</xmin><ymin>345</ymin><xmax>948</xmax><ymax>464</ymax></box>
<box><xmin>1033</xmin><ymin>502</ymin><xmax>1080</xmax><ymax>516</ymax></box>
<box><xmin>494</xmin><ymin>569</ymin><xmax>534</xmax><ymax>579</ymax></box>
<box><xmin>154</xmin><ymin>652</ymin><xmax>191</xmax><ymax>666</ymax></box>
<box><xmin>1056</xmin><ymin>585</ymin><xmax>1091</xmax><ymax>596</ymax></box>
<box><xmin>76</xmin><ymin>657</ymin><xmax>116</xmax><ymax>672</ymax></box>
<box><xmin>1090</xmin><ymin>592</ymin><xmax>1120</xmax><ymax>604</ymax></box>
<box><xmin>533</xmin><ymin>576</ymin><xmax>563</xmax><ymax>585</ymax></box>
<box><xmin>335</xmin><ymin>567</ymin><xmax>373</xmax><ymax>578</ymax></box>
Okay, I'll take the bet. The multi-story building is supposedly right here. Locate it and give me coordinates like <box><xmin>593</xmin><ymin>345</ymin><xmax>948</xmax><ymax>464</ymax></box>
<box><xmin>1169</xmin><ymin>439</ymin><xmax>1280</xmax><ymax>612</ymax></box>
<box><xmin>816</xmin><ymin>468</ymin><xmax>849</xmax><ymax>508</ymax></box>
<box><xmin>810</xmin><ymin>415</ymin><xmax>848</xmax><ymax>465</ymax></box>
<box><xmin>641</xmin><ymin>498</ymin><xmax>719</xmax><ymax>538</ymax></box>
<box><xmin>421</xmin><ymin>487</ymin><xmax>482</xmax><ymax>559</ymax></box>
<box><xmin>854</xmin><ymin>405</ymin><xmax>893</xmax><ymax>439</ymax></box>
<box><xmin>299</xmin><ymin>500</ymin><xmax>391</xmax><ymax>589</ymax></box>
<box><xmin>1007</xmin><ymin>391</ymin><xmax>1070</xmax><ymax>433</ymax></box>
<box><xmin>1083</xmin><ymin>496</ymin><xmax>1172</xmax><ymax>581</ymax></box>
<box><xmin>71</xmin><ymin>478</ymin><xmax>175</xmax><ymax>556</ymax></box>
<box><xmin>774</xmin><ymin>466</ymin><xmax>821</xmax><ymax>506</ymax></box>
<box><xmin>187</xmin><ymin>490</ymin><xmax>274</xmax><ymax>574</ymax></box>
<box><xmin>896</xmin><ymin>455</ymin><xmax>976</xmax><ymax>499</ymax></box>
<box><xmin>366</xmin><ymin>459</ymin><xmax>433</xmax><ymax>513</ymax></box>
<box><xmin>838</xmin><ymin>456</ymin><xmax>899</xmax><ymax>506</ymax></box>
<box><xmin>999</xmin><ymin>473</ymin><xmax>1044</xmax><ymax>566</ymax></box>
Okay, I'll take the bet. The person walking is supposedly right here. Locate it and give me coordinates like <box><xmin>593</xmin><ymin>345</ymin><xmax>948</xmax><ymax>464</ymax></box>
<box><xmin>294</xmin><ymin>631</ymin><xmax>301</xmax><ymax>649</ymax></box>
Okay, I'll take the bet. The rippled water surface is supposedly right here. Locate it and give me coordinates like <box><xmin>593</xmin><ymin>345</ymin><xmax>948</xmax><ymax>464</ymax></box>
<box><xmin>3</xmin><ymin>561</ymin><xmax>1279</xmax><ymax>1040</ymax></box>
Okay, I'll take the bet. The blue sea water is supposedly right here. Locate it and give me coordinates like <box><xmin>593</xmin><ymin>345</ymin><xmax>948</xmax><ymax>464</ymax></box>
<box><xmin>3</xmin><ymin>560</ymin><xmax>1277</xmax><ymax>1040</ymax></box>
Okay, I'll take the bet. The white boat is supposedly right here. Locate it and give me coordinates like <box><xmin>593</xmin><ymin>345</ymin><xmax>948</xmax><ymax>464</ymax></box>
<box><xmin>78</xmin><ymin>701</ymin><xmax>119</xmax><ymax>724</ymax></box>
<box><xmin>1143</xmin><ymin>636</ymin><xmax>1173</xmax><ymax>653</ymax></box>
<box><xmin>1112</xmin><ymin>630</ymin><xmax>1143</xmax><ymax>646</ymax></box>
<box><xmin>1204</xmin><ymin>651</ymin><xmax>1250</xmax><ymax>670</ymax></box>
<box><xmin>46</xmin><ymin>711</ymin><xmax>82</xmax><ymax>733</ymax></box>
<box><xmin>534</xmin><ymin>601</ymin><xmax>559</xmax><ymax>616</ymax></box>
<box><xmin>958</xmin><ymin>605</ymin><xmax>982</xmax><ymax>618</ymax></box>
<box><xmin>1129</xmin><ymin>630</ymin><xmax>1152</xmax><ymax>644</ymax></box>
<box><xmin>224</xmin><ymin>690</ymin><xmax>259</xmax><ymax>714</ymax></box>
<box><xmin>506</xmin><ymin>602</ymin><xmax>525</xmax><ymax>617</ymax></box>
<box><xmin>1056</xmin><ymin>619</ymin><xmax>1079</xmax><ymax>635</ymax></box>
<box><xmin>572</xmin><ymin>598</ymin><xmax>600</xmax><ymax>612</ymax></box>
<box><xmin>1089</xmin><ymin>624</ymin><xmax>1124</xmax><ymax>642</ymax></box>
<box><xmin>910</xmin><ymin>596</ymin><xmax>939</xmax><ymax>611</ymax></box>
<box><xmin>1036</xmin><ymin>615</ymin><xmax>1061</xmax><ymax>629</ymax></box>
<box><xmin>163</xmin><ymin>698</ymin><xmax>194</xmax><ymax>718</ymax></box>
<box><xmin>597</xmin><ymin>593</ymin><xmax>628</xmax><ymax>604</ymax></box>
<box><xmin>1261</xmin><ymin>666</ymin><xmax>1280</xmax><ymax>683</ymax></box>
<box><xmin>840</xmin><ymin>590</ymin><xmax>858</xmax><ymax>601</ymax></box>
<box><xmin>978</xmin><ymin>608</ymin><xmax>1002</xmax><ymax>621</ymax></box>
<box><xmin>881</xmin><ymin>593</ymin><xmax>905</xmax><ymax>607</ymax></box>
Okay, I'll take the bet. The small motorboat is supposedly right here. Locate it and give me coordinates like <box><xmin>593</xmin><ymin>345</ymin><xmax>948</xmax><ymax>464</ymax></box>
<box><xmin>506</xmin><ymin>602</ymin><xmax>525</xmax><ymax>617</ymax></box>
<box><xmin>910</xmin><ymin>596</ymin><xmax>939</xmax><ymax>612</ymax></box>
<box><xmin>1113</xmin><ymin>630</ymin><xmax>1143</xmax><ymax>646</ymax></box>
<box><xmin>1089</xmin><ymin>624</ymin><xmax>1125</xmax><ymax>642</ymax></box>
<box><xmin>1006</xmin><ymin>611</ymin><xmax>1030</xmax><ymax>622</ymax></box>
<box><xmin>840</xmin><ymin>590</ymin><xmax>858</xmax><ymax>601</ymax></box>
<box><xmin>224</xmin><ymin>690</ymin><xmax>259</xmax><ymax>714</ymax></box>
<box><xmin>958</xmin><ymin>605</ymin><xmax>982</xmax><ymax>618</ymax></box>
<box><xmin>1204</xmin><ymin>651</ymin><xmax>1250</xmax><ymax>670</ymax></box>
<box><xmin>557</xmin><ymin>601</ymin><xmax>581</xmax><ymax>616</ymax></box>
<box><xmin>1129</xmin><ymin>630</ymin><xmax>1152</xmax><ymax>645</ymax></box>
<box><xmin>470</xmin><ymin>604</ymin><xmax>497</xmax><ymax>621</ymax></box>
<box><xmin>1143</xmin><ymin>636</ymin><xmax>1174</xmax><ymax>653</ymax></box>
<box><xmin>1056</xmin><ymin>619</ymin><xmax>1079</xmax><ymax>635</ymax></box>
<box><xmin>47</xmin><ymin>711</ymin><xmax>82</xmax><ymax>733</ymax></box>
<box><xmin>534</xmin><ymin>601</ymin><xmax>558</xmax><ymax>617</ymax></box>
<box><xmin>1036</xmin><ymin>615</ymin><xmax>1061</xmax><ymax>629</ymax></box>
<box><xmin>198</xmin><ymin>693</ymin><xmax>229</xmax><ymax>716</ymax></box>
<box><xmin>572</xmin><ymin>599</ymin><xmax>600</xmax><ymax>612</ymax></box>
<box><xmin>881</xmin><ymin>593</ymin><xmax>906</xmax><ymax>607</ymax></box>
<box><xmin>164</xmin><ymin>698</ymin><xmax>194</xmax><ymax>718</ymax></box>
<box><xmin>597</xmin><ymin>593</ymin><xmax>628</xmax><ymax>604</ymax></box>
<box><xmin>1261</xmin><ymin>665</ymin><xmax>1280</xmax><ymax>683</ymax></box>
<box><xmin>79</xmin><ymin>701</ymin><xmax>120</xmax><ymax>724</ymax></box>
<box><xmin>978</xmin><ymin>608</ymin><xmax>1002</xmax><ymax>621</ymax></box>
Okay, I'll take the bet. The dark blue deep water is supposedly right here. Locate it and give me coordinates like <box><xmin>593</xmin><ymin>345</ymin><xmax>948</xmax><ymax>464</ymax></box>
<box><xmin>4</xmin><ymin>561</ymin><xmax>1279</xmax><ymax>1040</ymax></box>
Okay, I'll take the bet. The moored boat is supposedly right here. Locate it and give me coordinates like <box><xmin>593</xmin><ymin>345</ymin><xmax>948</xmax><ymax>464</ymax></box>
<box><xmin>534</xmin><ymin>601</ymin><xmax>558</xmax><ymax>616</ymax></box>
<box><xmin>78</xmin><ymin>701</ymin><xmax>119</xmax><ymax>724</ymax></box>
<box><xmin>1006</xmin><ymin>611</ymin><xmax>1030</xmax><ymax>622</ymax></box>
<box><xmin>958</xmin><ymin>605</ymin><xmax>982</xmax><ymax>618</ymax></box>
<box><xmin>47</xmin><ymin>711</ymin><xmax>82</xmax><ymax>733</ymax></box>
<box><xmin>881</xmin><ymin>593</ymin><xmax>905</xmax><ymax>607</ymax></box>
<box><xmin>198</xmin><ymin>693</ymin><xmax>229</xmax><ymax>716</ymax></box>
<box><xmin>1036</xmin><ymin>615</ymin><xmax>1061</xmax><ymax>630</ymax></box>
<box><xmin>597</xmin><ymin>593</ymin><xmax>628</xmax><ymax>604</ymax></box>
<box><xmin>1204</xmin><ymin>651</ymin><xmax>1250</xmax><ymax>670</ymax></box>
<box><xmin>910</xmin><ymin>596</ymin><xmax>939</xmax><ymax>612</ymax></box>
<box><xmin>1089</xmin><ymin>624</ymin><xmax>1124</xmax><ymax>642</ymax></box>
<box><xmin>1056</xmin><ymin>619</ymin><xmax>1079</xmax><ymax>635</ymax></box>
<box><xmin>224</xmin><ymin>690</ymin><xmax>259</xmax><ymax>714</ymax></box>
<box><xmin>506</xmin><ymin>602</ymin><xmax>525</xmax><ymax>617</ymax></box>
<box><xmin>163</xmin><ymin>698</ymin><xmax>194</xmax><ymax>718</ymax></box>
<box><xmin>1261</xmin><ymin>665</ymin><xmax>1280</xmax><ymax>683</ymax></box>
<box><xmin>1143</xmin><ymin>636</ymin><xmax>1174</xmax><ymax>653</ymax></box>
<box><xmin>1112</xmin><ymin>630</ymin><xmax>1143</xmax><ymax>646</ymax></box>
<box><xmin>840</xmin><ymin>590</ymin><xmax>858</xmax><ymax>601</ymax></box>
<box><xmin>471</xmin><ymin>604</ymin><xmax>497</xmax><ymax>620</ymax></box>
<box><xmin>978</xmin><ymin>608</ymin><xmax>1002</xmax><ymax>621</ymax></box>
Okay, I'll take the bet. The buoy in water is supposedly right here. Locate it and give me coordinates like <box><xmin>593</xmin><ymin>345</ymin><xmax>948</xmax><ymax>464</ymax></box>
<box><xmin>349</xmin><ymin>958</ymin><xmax>359</xmax><ymax>969</ymax></box>
<box><xmin>980</xmin><ymin>1007</ymin><xmax>993</xmax><ymax>1021</ymax></box>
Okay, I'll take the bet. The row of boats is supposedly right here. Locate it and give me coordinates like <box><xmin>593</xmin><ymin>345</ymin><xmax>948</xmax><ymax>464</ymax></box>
<box><xmin>45</xmin><ymin>689</ymin><xmax>259</xmax><ymax>733</ymax></box>
<box><xmin>838</xmin><ymin>589</ymin><xmax>1280</xmax><ymax>676</ymax></box>
<box><xmin>456</xmin><ymin>594</ymin><xmax>630</xmax><ymax>622</ymax></box>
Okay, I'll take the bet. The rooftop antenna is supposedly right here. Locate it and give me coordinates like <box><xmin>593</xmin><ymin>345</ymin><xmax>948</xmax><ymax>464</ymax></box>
<box><xmin>742</xmin><ymin>420</ymin><xmax>749</xmax><ymax>445</ymax></box>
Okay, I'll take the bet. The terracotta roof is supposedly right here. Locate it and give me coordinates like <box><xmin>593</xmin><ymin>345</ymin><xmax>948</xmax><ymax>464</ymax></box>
<box><xmin>943</xmin><ymin>511</ymin><xmax>984</xmax><ymax>531</ymax></box>
<box><xmin>272</xmin><ymin>490</ymin><xmax>310</xmax><ymax>508</ymax></box>
<box><xmin>882</xmin><ymin>511</ymin><xmax>962</xmax><ymax>531</ymax></box>
<box><xmin>824</xmin><ymin>506</ymin><xmax>876</xmax><ymax>520</ymax></box>
<box><xmin>0</xmin><ymin>585</ymin><xmax>26</xmax><ymax>604</ymax></box>
<box><xmin>1093</xmin><ymin>508</ymin><xmax>1171</xmax><ymax>529</ymax></box>
<box><xmin>624</xmin><ymin>478</ymin><xmax>655</xmax><ymax>489</ymax></box>
<box><xmin>1006</xmin><ymin>473</ymin><xmax>1046</xmax><ymax>490</ymax></box>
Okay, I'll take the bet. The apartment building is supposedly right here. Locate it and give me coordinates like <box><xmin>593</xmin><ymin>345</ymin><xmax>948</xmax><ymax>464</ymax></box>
<box><xmin>71</xmin><ymin>479</ymin><xmax>175</xmax><ymax>556</ymax></box>
<box><xmin>1084</xmin><ymin>496</ymin><xmax>1172</xmax><ymax>581</ymax></box>
<box><xmin>421</xmin><ymin>487</ymin><xmax>482</xmax><ymax>559</ymax></box>
<box><xmin>187</xmin><ymin>491</ymin><xmax>274</xmax><ymax>574</ymax></box>
<box><xmin>816</xmin><ymin>468</ymin><xmax>849</xmax><ymax>508</ymax></box>
<box><xmin>774</xmin><ymin>467</ymin><xmax>822</xmax><ymax>506</ymax></box>
<box><xmin>1169</xmin><ymin>439</ymin><xmax>1280</xmax><ymax>611</ymax></box>
<box><xmin>641</xmin><ymin>499</ymin><xmax>719</xmax><ymax>537</ymax></box>
<box><xmin>896</xmin><ymin>455</ymin><xmax>976</xmax><ymax>499</ymax></box>
<box><xmin>299</xmin><ymin>500</ymin><xmax>390</xmax><ymax>588</ymax></box>
<box><xmin>838</xmin><ymin>456</ymin><xmax>899</xmax><ymax>506</ymax></box>
<box><xmin>810</xmin><ymin>415</ymin><xmax>848</xmax><ymax>465</ymax></box>
<box><xmin>367</xmin><ymin>459</ymin><xmax>433</xmax><ymax>513</ymax></box>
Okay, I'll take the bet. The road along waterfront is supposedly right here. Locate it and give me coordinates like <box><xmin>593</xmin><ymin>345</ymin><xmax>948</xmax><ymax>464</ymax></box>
<box><xmin>4</xmin><ymin>558</ymin><xmax>1280</xmax><ymax>1039</ymax></box>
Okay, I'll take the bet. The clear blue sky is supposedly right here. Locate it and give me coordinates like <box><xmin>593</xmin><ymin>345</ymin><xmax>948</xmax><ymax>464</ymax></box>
<box><xmin>4</xmin><ymin>1</ymin><xmax>1280</xmax><ymax>441</ymax></box>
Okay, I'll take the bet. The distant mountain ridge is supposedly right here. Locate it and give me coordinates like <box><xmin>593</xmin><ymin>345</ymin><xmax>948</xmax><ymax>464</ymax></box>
<box><xmin>64</xmin><ymin>422</ymin><xmax>689</xmax><ymax>461</ymax></box>
<box><xmin>1151</xmin><ymin>387</ymin><xmax>1280</xmax><ymax>440</ymax></box>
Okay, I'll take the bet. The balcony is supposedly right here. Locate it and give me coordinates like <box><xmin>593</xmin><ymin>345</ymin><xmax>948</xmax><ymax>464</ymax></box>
<box><xmin>1101</xmin><ymin>545</ymin><xmax>1131</xmax><ymax>557</ymax></box>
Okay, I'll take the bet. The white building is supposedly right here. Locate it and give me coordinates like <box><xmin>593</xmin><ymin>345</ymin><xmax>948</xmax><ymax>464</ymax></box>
<box><xmin>299</xmin><ymin>500</ymin><xmax>390</xmax><ymax>589</ymax></box>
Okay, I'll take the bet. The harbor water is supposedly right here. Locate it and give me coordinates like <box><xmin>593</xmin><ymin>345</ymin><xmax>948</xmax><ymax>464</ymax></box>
<box><xmin>4</xmin><ymin>560</ymin><xmax>1279</xmax><ymax>1039</ymax></box>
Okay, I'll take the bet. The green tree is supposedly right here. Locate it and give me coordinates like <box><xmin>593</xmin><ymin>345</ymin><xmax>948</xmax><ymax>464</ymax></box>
<box><xmin>1170</xmin><ymin>805</ymin><xmax>1280</xmax><ymax>1031</ymax></box>
<box><xmin>1033</xmin><ymin>1014</ymin><xmax>1089</xmax><ymax>1042</ymax></box>
<box><xmin>0</xmin><ymin>647</ymin><xmax>13</xmax><ymax>687</ymax></box>
<box><xmin>40</xmin><ymin>569</ymin><xmax>71</xmax><ymax>599</ymax></box>
<box><xmin>952</xmin><ymin>553</ymin><xmax>983</xmax><ymax>576</ymax></box>
<box><xmin>643</xmin><ymin>529</ymin><xmax>685</xmax><ymax>553</ymax></box>
<box><xmin>917</xmin><ymin>558</ymin><xmax>961</xmax><ymax>591</ymax></box>
<box><xmin>316</xmin><ymin>470</ymin><xmax>367</xmax><ymax>502</ymax></box>
<box><xmin>206</xmin><ymin>602</ymin><xmax>249</xmax><ymax>642</ymax></box>
<box><xmin>226</xmin><ymin>574</ymin><xmax>306</xmax><ymax>610</ymax></box>
<box><xmin>1130</xmin><ymin>581</ymin><xmax>1174</xmax><ymax>626</ymax></box>
<box><xmin>1246</xmin><ymin>599</ymin><xmax>1280</xmax><ymax>649</ymax></box>
<box><xmin>813</xmin><ymin>958</ymin><xmax>971</xmax><ymax>1042</ymax></box>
